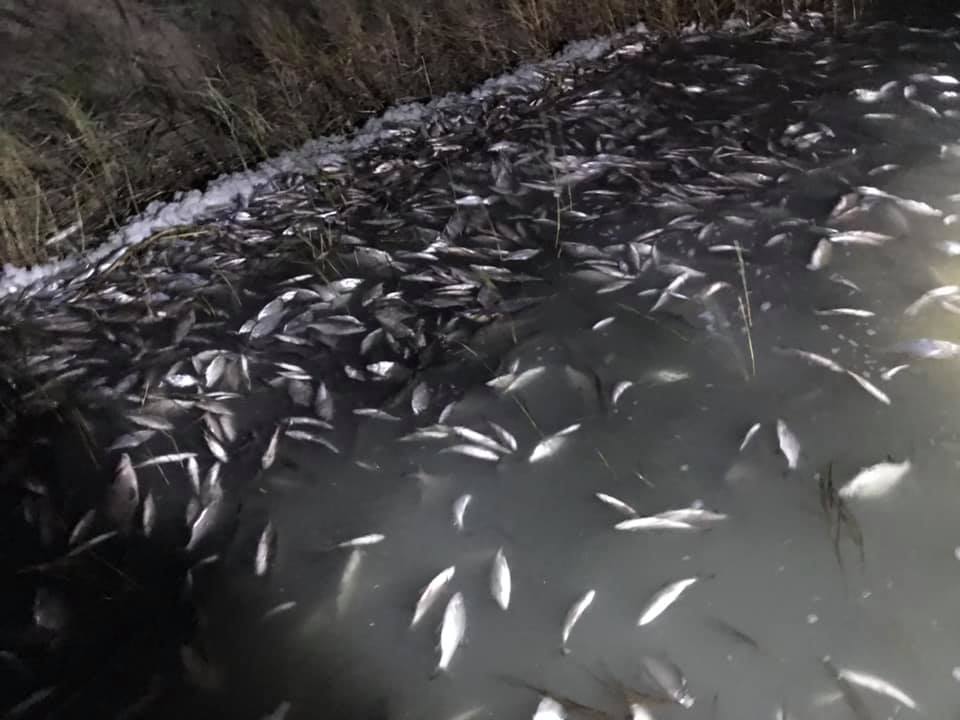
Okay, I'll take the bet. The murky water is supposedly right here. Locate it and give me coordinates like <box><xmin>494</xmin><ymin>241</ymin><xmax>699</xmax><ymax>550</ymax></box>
<box><xmin>6</xmin><ymin>10</ymin><xmax>960</xmax><ymax>720</ymax></box>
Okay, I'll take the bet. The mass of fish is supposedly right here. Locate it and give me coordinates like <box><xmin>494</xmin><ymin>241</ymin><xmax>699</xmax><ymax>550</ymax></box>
<box><xmin>2</xmin><ymin>7</ymin><xmax>960</xmax><ymax>720</ymax></box>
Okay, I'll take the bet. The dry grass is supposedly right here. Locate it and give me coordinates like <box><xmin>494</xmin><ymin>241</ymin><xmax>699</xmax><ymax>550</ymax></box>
<box><xmin>0</xmin><ymin>0</ymin><xmax>870</xmax><ymax>266</ymax></box>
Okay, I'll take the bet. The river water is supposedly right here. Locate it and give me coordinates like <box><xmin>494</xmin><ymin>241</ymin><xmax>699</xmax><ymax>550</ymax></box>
<box><xmin>4</xmin><ymin>9</ymin><xmax>960</xmax><ymax>720</ymax></box>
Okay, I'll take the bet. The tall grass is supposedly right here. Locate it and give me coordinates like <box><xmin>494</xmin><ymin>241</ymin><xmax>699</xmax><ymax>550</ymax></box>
<box><xmin>0</xmin><ymin>0</ymin><xmax>869</xmax><ymax>266</ymax></box>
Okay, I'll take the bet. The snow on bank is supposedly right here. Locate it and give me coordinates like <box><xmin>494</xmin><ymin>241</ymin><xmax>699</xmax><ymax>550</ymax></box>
<box><xmin>0</xmin><ymin>25</ymin><xmax>650</xmax><ymax>300</ymax></box>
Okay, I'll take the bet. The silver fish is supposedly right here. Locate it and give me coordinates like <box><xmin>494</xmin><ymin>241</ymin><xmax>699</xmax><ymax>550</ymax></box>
<box><xmin>261</xmin><ymin>426</ymin><xmax>281</xmax><ymax>470</ymax></box>
<box><xmin>838</xmin><ymin>460</ymin><xmax>911</xmax><ymax>501</ymax></box>
<box><xmin>452</xmin><ymin>494</ymin><xmax>472</xmax><ymax>531</ymax></box>
<box><xmin>638</xmin><ymin>577</ymin><xmax>700</xmax><ymax>626</ymax></box>
<box><xmin>412</xmin><ymin>565</ymin><xmax>456</xmax><ymax>628</ymax></box>
<box><xmin>336</xmin><ymin>533</ymin><xmax>385</xmax><ymax>549</ymax></box>
<box><xmin>529</xmin><ymin>423</ymin><xmax>581</xmax><ymax>463</ymax></box>
<box><xmin>595</xmin><ymin>492</ymin><xmax>637</xmax><ymax>517</ymax></box>
<box><xmin>255</xmin><ymin>521</ymin><xmax>277</xmax><ymax>576</ymax></box>
<box><xmin>776</xmin><ymin>419</ymin><xmax>800</xmax><ymax>470</ymax></box>
<box><xmin>533</xmin><ymin>697</ymin><xmax>566</xmax><ymax>720</ymax></box>
<box><xmin>739</xmin><ymin>422</ymin><xmax>761</xmax><ymax>452</ymax></box>
<box><xmin>443</xmin><ymin>444</ymin><xmax>501</xmax><ymax>462</ymax></box>
<box><xmin>904</xmin><ymin>284</ymin><xmax>960</xmax><ymax>316</ymax></box>
<box><xmin>642</xmin><ymin>655</ymin><xmax>695</xmax><ymax>708</ymax></box>
<box><xmin>807</xmin><ymin>239</ymin><xmax>832</xmax><ymax>270</ymax></box>
<box><xmin>490</xmin><ymin>548</ymin><xmax>511</xmax><ymax>611</ymax></box>
<box><xmin>845</xmin><ymin>370</ymin><xmax>891</xmax><ymax>405</ymax></box>
<box><xmin>436</xmin><ymin>592</ymin><xmax>466</xmax><ymax>673</ymax></box>
<box><xmin>616</xmin><ymin>516</ymin><xmax>697</xmax><ymax>532</ymax></box>
<box><xmin>611</xmin><ymin>380</ymin><xmax>635</xmax><ymax>406</ymax></box>
<box><xmin>835</xmin><ymin>665</ymin><xmax>918</xmax><ymax>710</ymax></box>
<box><xmin>881</xmin><ymin>364</ymin><xmax>909</xmax><ymax>380</ymax></box>
<box><xmin>561</xmin><ymin>589</ymin><xmax>595</xmax><ymax>654</ymax></box>
<box><xmin>106</xmin><ymin>453</ymin><xmax>140</xmax><ymax>532</ymax></box>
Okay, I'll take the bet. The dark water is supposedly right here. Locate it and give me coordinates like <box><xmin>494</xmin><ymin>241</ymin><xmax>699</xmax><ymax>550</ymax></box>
<box><xmin>5</xmin><ymin>9</ymin><xmax>960</xmax><ymax>720</ymax></box>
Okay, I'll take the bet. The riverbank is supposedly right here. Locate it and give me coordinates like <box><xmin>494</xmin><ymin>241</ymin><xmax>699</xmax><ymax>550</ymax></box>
<box><xmin>0</xmin><ymin>0</ymin><xmax>869</xmax><ymax>268</ymax></box>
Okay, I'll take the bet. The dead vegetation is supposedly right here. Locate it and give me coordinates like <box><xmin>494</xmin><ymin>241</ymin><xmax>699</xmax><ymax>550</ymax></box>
<box><xmin>0</xmin><ymin>0</ymin><xmax>870</xmax><ymax>266</ymax></box>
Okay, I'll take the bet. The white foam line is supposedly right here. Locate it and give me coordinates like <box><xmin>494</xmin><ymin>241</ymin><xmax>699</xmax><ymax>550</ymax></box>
<box><xmin>0</xmin><ymin>25</ymin><xmax>651</xmax><ymax>299</ymax></box>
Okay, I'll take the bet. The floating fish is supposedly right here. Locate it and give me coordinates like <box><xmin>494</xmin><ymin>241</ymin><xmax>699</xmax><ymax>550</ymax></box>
<box><xmin>335</xmin><ymin>533</ymin><xmax>385</xmax><ymax>549</ymax></box>
<box><xmin>452</xmin><ymin>494</ymin><xmax>472</xmax><ymax>531</ymax></box>
<box><xmin>838</xmin><ymin>460</ymin><xmax>911</xmax><ymax>500</ymax></box>
<box><xmin>834</xmin><ymin>665</ymin><xmax>918</xmax><ymax>711</ymax></box>
<box><xmin>561</xmin><ymin>589</ymin><xmax>595</xmax><ymax>654</ymax></box>
<box><xmin>529</xmin><ymin>424</ymin><xmax>581</xmax><ymax>463</ymax></box>
<box><xmin>490</xmin><ymin>548</ymin><xmax>512</xmax><ymax>611</ymax></box>
<box><xmin>255</xmin><ymin>521</ymin><xmax>277</xmax><ymax>576</ymax></box>
<box><xmin>638</xmin><ymin>577</ymin><xmax>700</xmax><ymax>626</ymax></box>
<box><xmin>595</xmin><ymin>492</ymin><xmax>637</xmax><ymax>517</ymax></box>
<box><xmin>532</xmin><ymin>697</ymin><xmax>566</xmax><ymax>720</ymax></box>
<box><xmin>776</xmin><ymin>419</ymin><xmax>800</xmax><ymax>470</ymax></box>
<box><xmin>739</xmin><ymin>422</ymin><xmax>761</xmax><ymax>452</ymax></box>
<box><xmin>412</xmin><ymin>566</ymin><xmax>456</xmax><ymax>628</ymax></box>
<box><xmin>436</xmin><ymin>592</ymin><xmax>466</xmax><ymax>673</ymax></box>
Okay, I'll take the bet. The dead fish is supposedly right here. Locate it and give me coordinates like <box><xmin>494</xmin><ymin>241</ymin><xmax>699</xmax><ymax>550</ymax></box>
<box><xmin>255</xmin><ymin>521</ymin><xmax>277</xmax><ymax>576</ymax></box>
<box><xmin>261</xmin><ymin>426</ymin><xmax>281</xmax><ymax>470</ymax></box>
<box><xmin>904</xmin><ymin>284</ymin><xmax>960</xmax><ymax>316</ymax></box>
<box><xmin>490</xmin><ymin>548</ymin><xmax>511</xmax><ymax>611</ymax></box>
<box><xmin>776</xmin><ymin>346</ymin><xmax>845</xmax><ymax>374</ymax></box>
<box><xmin>529</xmin><ymin>423</ymin><xmax>581</xmax><ymax>463</ymax></box>
<box><xmin>838</xmin><ymin>459</ymin><xmax>911</xmax><ymax>501</ymax></box>
<box><xmin>807</xmin><ymin>239</ymin><xmax>832</xmax><ymax>270</ymax></box>
<box><xmin>335</xmin><ymin>533</ymin><xmax>385</xmax><ymax>549</ymax></box>
<box><xmin>412</xmin><ymin>565</ymin><xmax>456</xmax><ymax>628</ymax></box>
<box><xmin>411</xmin><ymin>381</ymin><xmax>431</xmax><ymax>416</ymax></box>
<box><xmin>739</xmin><ymin>422</ymin><xmax>761</xmax><ymax>452</ymax></box>
<box><xmin>638</xmin><ymin>577</ymin><xmax>700</xmax><ymax>626</ymax></box>
<box><xmin>561</xmin><ymin>589</ymin><xmax>596</xmax><ymax>654</ymax></box>
<box><xmin>504</xmin><ymin>366</ymin><xmax>547</xmax><ymax>394</ymax></box>
<box><xmin>886</xmin><ymin>338</ymin><xmax>960</xmax><ymax>359</ymax></box>
<box><xmin>616</xmin><ymin>516</ymin><xmax>697</xmax><ymax>532</ymax></box>
<box><xmin>186</xmin><ymin>498</ymin><xmax>223</xmax><ymax>552</ymax></box>
<box><xmin>611</xmin><ymin>381</ymin><xmax>635</xmax><ymax>407</ymax></box>
<box><xmin>135</xmin><ymin>452</ymin><xmax>198</xmax><ymax>469</ymax></box>
<box><xmin>106</xmin><ymin>453</ymin><xmax>140</xmax><ymax>532</ymax></box>
<box><xmin>436</xmin><ymin>592</ymin><xmax>466</xmax><ymax>674</ymax></box>
<box><xmin>204</xmin><ymin>432</ymin><xmax>229</xmax><ymax>463</ymax></box>
<box><xmin>595</xmin><ymin>492</ymin><xmax>637</xmax><ymax>517</ymax></box>
<box><xmin>452</xmin><ymin>494</ymin><xmax>472</xmax><ymax>531</ymax></box>
<box><xmin>488</xmin><ymin>422</ymin><xmax>518</xmax><ymax>452</ymax></box>
<box><xmin>834</xmin><ymin>664</ymin><xmax>918</xmax><ymax>711</ymax></box>
<box><xmin>442</xmin><ymin>444</ymin><xmax>501</xmax><ymax>462</ymax></box>
<box><xmin>68</xmin><ymin>509</ymin><xmax>97</xmax><ymax>547</ymax></box>
<box><xmin>532</xmin><ymin>696</ymin><xmax>566</xmax><ymax>720</ymax></box>
<box><xmin>142</xmin><ymin>492</ymin><xmax>157</xmax><ymax>537</ymax></box>
<box><xmin>641</xmin><ymin>655</ymin><xmax>695</xmax><ymax>709</ymax></box>
<box><xmin>452</xmin><ymin>426</ymin><xmax>512</xmax><ymax>455</ymax></box>
<box><xmin>776</xmin><ymin>419</ymin><xmax>800</xmax><ymax>470</ymax></box>
<box><xmin>655</xmin><ymin>506</ymin><xmax>728</xmax><ymax>526</ymax></box>
<box><xmin>353</xmin><ymin>408</ymin><xmax>402</xmax><ymax>422</ymax></box>
<box><xmin>314</xmin><ymin>382</ymin><xmax>335</xmax><ymax>421</ymax></box>
<box><xmin>814</xmin><ymin>307</ymin><xmax>875</xmax><ymax>318</ymax></box>
<box><xmin>845</xmin><ymin>370</ymin><xmax>891</xmax><ymax>405</ymax></box>
<box><xmin>881</xmin><ymin>364</ymin><xmax>909</xmax><ymax>380</ymax></box>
